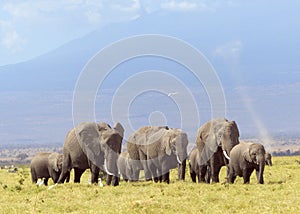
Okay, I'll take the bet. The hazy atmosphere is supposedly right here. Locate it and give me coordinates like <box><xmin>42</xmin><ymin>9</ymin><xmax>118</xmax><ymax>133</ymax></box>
<box><xmin>0</xmin><ymin>0</ymin><xmax>299</xmax><ymax>150</ymax></box>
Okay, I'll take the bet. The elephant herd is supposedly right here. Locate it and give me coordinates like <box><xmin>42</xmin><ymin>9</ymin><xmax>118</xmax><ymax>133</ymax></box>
<box><xmin>30</xmin><ymin>118</ymin><xmax>273</xmax><ymax>186</ymax></box>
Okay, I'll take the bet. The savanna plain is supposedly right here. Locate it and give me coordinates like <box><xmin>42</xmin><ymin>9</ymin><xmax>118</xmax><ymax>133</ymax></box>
<box><xmin>0</xmin><ymin>156</ymin><xmax>299</xmax><ymax>214</ymax></box>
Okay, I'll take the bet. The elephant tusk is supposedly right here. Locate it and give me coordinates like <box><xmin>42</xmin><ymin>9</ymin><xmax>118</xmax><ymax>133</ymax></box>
<box><xmin>176</xmin><ymin>155</ymin><xmax>182</xmax><ymax>164</ymax></box>
<box><xmin>223</xmin><ymin>150</ymin><xmax>230</xmax><ymax>160</ymax></box>
<box><xmin>104</xmin><ymin>160</ymin><xmax>115</xmax><ymax>176</ymax></box>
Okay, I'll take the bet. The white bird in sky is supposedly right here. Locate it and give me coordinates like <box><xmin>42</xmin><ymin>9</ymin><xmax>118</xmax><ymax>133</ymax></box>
<box><xmin>36</xmin><ymin>178</ymin><xmax>45</xmax><ymax>187</ymax></box>
<box><xmin>167</xmin><ymin>92</ymin><xmax>178</xmax><ymax>97</ymax></box>
<box><xmin>98</xmin><ymin>178</ymin><xmax>104</xmax><ymax>187</ymax></box>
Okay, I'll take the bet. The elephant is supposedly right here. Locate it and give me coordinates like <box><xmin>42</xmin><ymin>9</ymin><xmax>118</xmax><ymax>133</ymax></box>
<box><xmin>265</xmin><ymin>152</ymin><xmax>272</xmax><ymax>166</ymax></box>
<box><xmin>196</xmin><ymin>118</ymin><xmax>240</xmax><ymax>183</ymax></box>
<box><xmin>126</xmin><ymin>126</ymin><xmax>188</xmax><ymax>184</ymax></box>
<box><xmin>189</xmin><ymin>147</ymin><xmax>211</xmax><ymax>183</ymax></box>
<box><xmin>228</xmin><ymin>142</ymin><xmax>266</xmax><ymax>184</ymax></box>
<box><xmin>30</xmin><ymin>152</ymin><xmax>69</xmax><ymax>185</ymax></box>
<box><xmin>117</xmin><ymin>151</ymin><xmax>143</xmax><ymax>182</ymax></box>
<box><xmin>57</xmin><ymin>122</ymin><xmax>124</xmax><ymax>186</ymax></box>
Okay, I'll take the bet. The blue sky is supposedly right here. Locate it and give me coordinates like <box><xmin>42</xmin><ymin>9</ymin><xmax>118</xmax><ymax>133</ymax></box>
<box><xmin>0</xmin><ymin>0</ymin><xmax>299</xmax><ymax>146</ymax></box>
<box><xmin>0</xmin><ymin>0</ymin><xmax>242</xmax><ymax>66</ymax></box>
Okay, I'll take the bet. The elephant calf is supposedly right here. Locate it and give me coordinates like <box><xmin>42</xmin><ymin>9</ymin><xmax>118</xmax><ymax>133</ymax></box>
<box><xmin>265</xmin><ymin>152</ymin><xmax>272</xmax><ymax>166</ymax></box>
<box><xmin>189</xmin><ymin>147</ymin><xmax>210</xmax><ymax>183</ymax></box>
<box><xmin>30</xmin><ymin>152</ymin><xmax>69</xmax><ymax>185</ymax></box>
<box><xmin>117</xmin><ymin>151</ymin><xmax>143</xmax><ymax>182</ymax></box>
<box><xmin>228</xmin><ymin>142</ymin><xmax>266</xmax><ymax>184</ymax></box>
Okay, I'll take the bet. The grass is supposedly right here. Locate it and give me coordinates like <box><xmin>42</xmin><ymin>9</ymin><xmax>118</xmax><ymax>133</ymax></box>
<box><xmin>1</xmin><ymin>156</ymin><xmax>300</xmax><ymax>213</ymax></box>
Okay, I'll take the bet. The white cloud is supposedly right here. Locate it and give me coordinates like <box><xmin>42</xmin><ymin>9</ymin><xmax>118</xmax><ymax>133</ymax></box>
<box><xmin>161</xmin><ymin>1</ymin><xmax>198</xmax><ymax>12</ymax></box>
<box><xmin>1</xmin><ymin>30</ymin><xmax>26</xmax><ymax>53</ymax></box>
<box><xmin>85</xmin><ymin>10</ymin><xmax>102</xmax><ymax>25</ymax></box>
<box><xmin>214</xmin><ymin>40</ymin><xmax>243</xmax><ymax>60</ymax></box>
<box><xmin>110</xmin><ymin>0</ymin><xmax>140</xmax><ymax>13</ymax></box>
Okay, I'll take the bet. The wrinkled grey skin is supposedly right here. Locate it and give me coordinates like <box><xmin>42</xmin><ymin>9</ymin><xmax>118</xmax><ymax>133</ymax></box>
<box><xmin>196</xmin><ymin>118</ymin><xmax>240</xmax><ymax>183</ymax></box>
<box><xmin>117</xmin><ymin>152</ymin><xmax>143</xmax><ymax>182</ymax></box>
<box><xmin>265</xmin><ymin>152</ymin><xmax>272</xmax><ymax>166</ymax></box>
<box><xmin>228</xmin><ymin>142</ymin><xmax>266</xmax><ymax>184</ymax></box>
<box><xmin>30</xmin><ymin>152</ymin><xmax>69</xmax><ymax>185</ymax></box>
<box><xmin>57</xmin><ymin>122</ymin><xmax>124</xmax><ymax>186</ymax></box>
<box><xmin>127</xmin><ymin>126</ymin><xmax>188</xmax><ymax>184</ymax></box>
<box><xmin>189</xmin><ymin>147</ymin><xmax>210</xmax><ymax>183</ymax></box>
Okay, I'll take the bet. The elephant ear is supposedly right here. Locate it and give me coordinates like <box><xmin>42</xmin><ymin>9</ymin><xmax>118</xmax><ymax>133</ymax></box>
<box><xmin>229</xmin><ymin>121</ymin><xmax>240</xmax><ymax>138</ymax></box>
<box><xmin>199</xmin><ymin>133</ymin><xmax>219</xmax><ymax>165</ymax></box>
<box><xmin>161</xmin><ymin>130</ymin><xmax>175</xmax><ymax>156</ymax></box>
<box><xmin>113</xmin><ymin>122</ymin><xmax>124</xmax><ymax>138</ymax></box>
<box><xmin>48</xmin><ymin>153</ymin><xmax>59</xmax><ymax>172</ymax></box>
<box><xmin>77</xmin><ymin>122</ymin><xmax>102</xmax><ymax>166</ymax></box>
<box><xmin>97</xmin><ymin>122</ymin><xmax>111</xmax><ymax>132</ymax></box>
<box><xmin>56</xmin><ymin>154</ymin><xmax>63</xmax><ymax>171</ymax></box>
<box><xmin>243</xmin><ymin>146</ymin><xmax>253</xmax><ymax>163</ymax></box>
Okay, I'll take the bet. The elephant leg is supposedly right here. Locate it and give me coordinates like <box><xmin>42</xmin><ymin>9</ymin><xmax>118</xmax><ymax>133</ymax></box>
<box><xmin>211</xmin><ymin>166</ymin><xmax>221</xmax><ymax>183</ymax></box>
<box><xmin>106</xmin><ymin>175</ymin><xmax>113</xmax><ymax>185</ymax></box>
<box><xmin>74</xmin><ymin>168</ymin><xmax>85</xmax><ymax>183</ymax></box>
<box><xmin>243</xmin><ymin>169</ymin><xmax>253</xmax><ymax>184</ymax></box>
<box><xmin>158</xmin><ymin>173</ymin><xmax>163</xmax><ymax>183</ymax></box>
<box><xmin>111</xmin><ymin>176</ymin><xmax>119</xmax><ymax>186</ymax></box>
<box><xmin>199</xmin><ymin>165</ymin><xmax>207</xmax><ymax>183</ymax></box>
<box><xmin>228</xmin><ymin>169</ymin><xmax>236</xmax><ymax>184</ymax></box>
<box><xmin>90</xmin><ymin>164</ymin><xmax>100</xmax><ymax>184</ymax></box>
<box><xmin>139</xmin><ymin>152</ymin><xmax>152</xmax><ymax>181</ymax></box>
<box><xmin>148</xmin><ymin>161</ymin><xmax>159</xmax><ymax>182</ymax></box>
<box><xmin>189</xmin><ymin>163</ymin><xmax>197</xmax><ymax>182</ymax></box>
<box><xmin>106</xmin><ymin>174</ymin><xmax>119</xmax><ymax>186</ymax></box>
<box><xmin>57</xmin><ymin>154</ymin><xmax>71</xmax><ymax>184</ymax></box>
<box><xmin>210</xmin><ymin>158</ymin><xmax>221</xmax><ymax>183</ymax></box>
<box><xmin>44</xmin><ymin>178</ymin><xmax>49</xmax><ymax>186</ymax></box>
<box><xmin>31</xmin><ymin>169</ymin><xmax>37</xmax><ymax>183</ymax></box>
<box><xmin>66</xmin><ymin>171</ymin><xmax>70</xmax><ymax>183</ymax></box>
<box><xmin>162</xmin><ymin>171</ymin><xmax>170</xmax><ymax>184</ymax></box>
<box><xmin>123</xmin><ymin>177</ymin><xmax>129</xmax><ymax>182</ymax></box>
<box><xmin>52</xmin><ymin>172</ymin><xmax>59</xmax><ymax>183</ymax></box>
<box><xmin>205</xmin><ymin>166</ymin><xmax>211</xmax><ymax>183</ymax></box>
<box><xmin>151</xmin><ymin>168</ymin><xmax>159</xmax><ymax>183</ymax></box>
<box><xmin>190</xmin><ymin>170</ymin><xmax>197</xmax><ymax>183</ymax></box>
<box><xmin>131</xmin><ymin>169</ymin><xmax>140</xmax><ymax>182</ymax></box>
<box><xmin>255</xmin><ymin>167</ymin><xmax>264</xmax><ymax>184</ymax></box>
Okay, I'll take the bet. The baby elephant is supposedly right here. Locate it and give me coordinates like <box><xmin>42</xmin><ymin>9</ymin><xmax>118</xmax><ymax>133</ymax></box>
<box><xmin>265</xmin><ymin>152</ymin><xmax>272</xmax><ymax>166</ymax></box>
<box><xmin>117</xmin><ymin>152</ymin><xmax>142</xmax><ymax>182</ymax></box>
<box><xmin>228</xmin><ymin>142</ymin><xmax>266</xmax><ymax>184</ymax></box>
<box><xmin>30</xmin><ymin>152</ymin><xmax>69</xmax><ymax>185</ymax></box>
<box><xmin>189</xmin><ymin>147</ymin><xmax>211</xmax><ymax>183</ymax></box>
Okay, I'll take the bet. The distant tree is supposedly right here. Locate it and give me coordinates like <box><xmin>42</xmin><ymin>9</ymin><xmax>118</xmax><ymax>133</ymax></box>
<box><xmin>17</xmin><ymin>153</ymin><xmax>28</xmax><ymax>160</ymax></box>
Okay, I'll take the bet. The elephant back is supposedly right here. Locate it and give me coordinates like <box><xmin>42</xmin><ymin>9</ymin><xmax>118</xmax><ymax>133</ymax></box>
<box><xmin>126</xmin><ymin>126</ymin><xmax>169</xmax><ymax>160</ymax></box>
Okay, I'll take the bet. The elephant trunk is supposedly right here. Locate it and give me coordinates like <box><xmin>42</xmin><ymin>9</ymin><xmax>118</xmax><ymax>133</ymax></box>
<box><xmin>257</xmin><ymin>156</ymin><xmax>265</xmax><ymax>184</ymax></box>
<box><xmin>177</xmin><ymin>159</ymin><xmax>186</xmax><ymax>180</ymax></box>
<box><xmin>104</xmin><ymin>152</ymin><xmax>119</xmax><ymax>186</ymax></box>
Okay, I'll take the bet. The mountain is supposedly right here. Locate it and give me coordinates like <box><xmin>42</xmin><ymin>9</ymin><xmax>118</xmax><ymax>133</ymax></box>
<box><xmin>1</xmin><ymin>8</ymin><xmax>300</xmax><ymax>91</ymax></box>
<box><xmin>0</xmin><ymin>8</ymin><xmax>300</xmax><ymax>147</ymax></box>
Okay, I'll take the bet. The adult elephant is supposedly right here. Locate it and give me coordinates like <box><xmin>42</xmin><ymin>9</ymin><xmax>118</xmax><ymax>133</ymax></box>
<box><xmin>30</xmin><ymin>152</ymin><xmax>69</xmax><ymax>185</ymax></box>
<box><xmin>127</xmin><ymin>126</ymin><xmax>188</xmax><ymax>184</ymax></box>
<box><xmin>196</xmin><ymin>118</ymin><xmax>240</xmax><ymax>183</ymax></box>
<box><xmin>57</xmin><ymin>122</ymin><xmax>124</xmax><ymax>186</ymax></box>
<box><xmin>265</xmin><ymin>152</ymin><xmax>272</xmax><ymax>166</ymax></box>
<box><xmin>228</xmin><ymin>142</ymin><xmax>266</xmax><ymax>184</ymax></box>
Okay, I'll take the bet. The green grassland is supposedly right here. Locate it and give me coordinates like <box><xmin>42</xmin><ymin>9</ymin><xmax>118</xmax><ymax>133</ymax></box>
<box><xmin>1</xmin><ymin>156</ymin><xmax>300</xmax><ymax>214</ymax></box>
